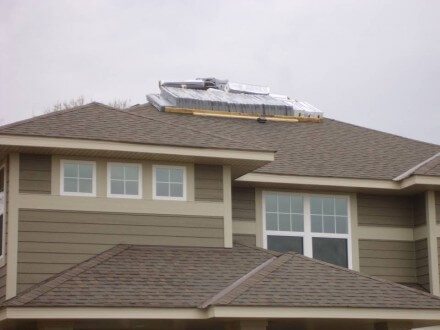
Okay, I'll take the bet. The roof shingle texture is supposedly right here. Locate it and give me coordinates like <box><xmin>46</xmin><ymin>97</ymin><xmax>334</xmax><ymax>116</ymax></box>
<box><xmin>129</xmin><ymin>104</ymin><xmax>440</xmax><ymax>180</ymax></box>
<box><xmin>0</xmin><ymin>103</ymin><xmax>270</xmax><ymax>152</ymax></box>
<box><xmin>5</xmin><ymin>244</ymin><xmax>440</xmax><ymax>310</ymax></box>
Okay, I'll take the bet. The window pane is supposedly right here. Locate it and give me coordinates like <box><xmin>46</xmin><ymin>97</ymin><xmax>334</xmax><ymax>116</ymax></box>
<box><xmin>170</xmin><ymin>183</ymin><xmax>183</xmax><ymax>197</ymax></box>
<box><xmin>156</xmin><ymin>168</ymin><xmax>169</xmax><ymax>182</ymax></box>
<box><xmin>64</xmin><ymin>164</ymin><xmax>77</xmax><ymax>177</ymax></box>
<box><xmin>170</xmin><ymin>168</ymin><xmax>183</xmax><ymax>183</ymax></box>
<box><xmin>156</xmin><ymin>182</ymin><xmax>169</xmax><ymax>196</ymax></box>
<box><xmin>265</xmin><ymin>194</ymin><xmax>277</xmax><ymax>212</ymax></box>
<box><xmin>291</xmin><ymin>196</ymin><xmax>303</xmax><ymax>214</ymax></box>
<box><xmin>322</xmin><ymin>197</ymin><xmax>334</xmax><ymax>214</ymax></box>
<box><xmin>64</xmin><ymin>178</ymin><xmax>77</xmax><ymax>192</ymax></box>
<box><xmin>291</xmin><ymin>214</ymin><xmax>304</xmax><ymax>232</ymax></box>
<box><xmin>267</xmin><ymin>235</ymin><xmax>303</xmax><ymax>254</ymax></box>
<box><xmin>278</xmin><ymin>195</ymin><xmax>290</xmax><ymax>213</ymax></box>
<box><xmin>278</xmin><ymin>213</ymin><xmax>290</xmax><ymax>231</ymax></box>
<box><xmin>310</xmin><ymin>197</ymin><xmax>322</xmax><ymax>214</ymax></box>
<box><xmin>125</xmin><ymin>181</ymin><xmax>139</xmax><ymax>195</ymax></box>
<box><xmin>79</xmin><ymin>164</ymin><xmax>93</xmax><ymax>179</ymax></box>
<box><xmin>335</xmin><ymin>198</ymin><xmax>348</xmax><ymax>216</ymax></box>
<box><xmin>111</xmin><ymin>180</ymin><xmax>124</xmax><ymax>194</ymax></box>
<box><xmin>79</xmin><ymin>178</ymin><xmax>92</xmax><ymax>193</ymax></box>
<box><xmin>311</xmin><ymin>215</ymin><xmax>323</xmax><ymax>233</ymax></box>
<box><xmin>110</xmin><ymin>165</ymin><xmax>124</xmax><ymax>180</ymax></box>
<box><xmin>323</xmin><ymin>215</ymin><xmax>335</xmax><ymax>233</ymax></box>
<box><xmin>313</xmin><ymin>237</ymin><xmax>348</xmax><ymax>268</ymax></box>
<box><xmin>124</xmin><ymin>166</ymin><xmax>139</xmax><ymax>180</ymax></box>
<box><xmin>336</xmin><ymin>216</ymin><xmax>348</xmax><ymax>234</ymax></box>
<box><xmin>266</xmin><ymin>213</ymin><xmax>278</xmax><ymax>230</ymax></box>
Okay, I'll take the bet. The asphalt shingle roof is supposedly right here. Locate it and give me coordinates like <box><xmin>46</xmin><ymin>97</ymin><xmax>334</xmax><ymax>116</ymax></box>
<box><xmin>129</xmin><ymin>104</ymin><xmax>440</xmax><ymax>180</ymax></box>
<box><xmin>0</xmin><ymin>103</ymin><xmax>271</xmax><ymax>152</ymax></box>
<box><xmin>5</xmin><ymin>244</ymin><xmax>440</xmax><ymax>310</ymax></box>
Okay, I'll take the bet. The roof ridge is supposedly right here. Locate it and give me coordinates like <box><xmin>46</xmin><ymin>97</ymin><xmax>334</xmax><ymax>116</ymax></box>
<box><xmin>204</xmin><ymin>253</ymin><xmax>293</xmax><ymax>307</ymax></box>
<box><xmin>3</xmin><ymin>244</ymin><xmax>130</xmax><ymax>307</ymax></box>
<box><xmin>291</xmin><ymin>252</ymin><xmax>440</xmax><ymax>302</ymax></box>
<box><xmin>393</xmin><ymin>151</ymin><xmax>440</xmax><ymax>181</ymax></box>
<box><xmin>327</xmin><ymin>117</ymin><xmax>440</xmax><ymax>148</ymax></box>
<box><xmin>0</xmin><ymin>102</ymin><xmax>102</xmax><ymax>131</ymax></box>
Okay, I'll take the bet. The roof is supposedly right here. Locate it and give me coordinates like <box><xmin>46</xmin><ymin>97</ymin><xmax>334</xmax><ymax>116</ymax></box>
<box><xmin>0</xmin><ymin>103</ymin><xmax>271</xmax><ymax>152</ymax></box>
<box><xmin>128</xmin><ymin>104</ymin><xmax>440</xmax><ymax>180</ymax></box>
<box><xmin>5</xmin><ymin>243</ymin><xmax>440</xmax><ymax>310</ymax></box>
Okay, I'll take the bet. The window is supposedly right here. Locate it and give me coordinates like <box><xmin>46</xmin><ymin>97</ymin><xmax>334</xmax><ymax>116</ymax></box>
<box><xmin>61</xmin><ymin>160</ymin><xmax>96</xmax><ymax>196</ymax></box>
<box><xmin>263</xmin><ymin>192</ymin><xmax>351</xmax><ymax>268</ymax></box>
<box><xmin>107</xmin><ymin>163</ymin><xmax>142</xmax><ymax>198</ymax></box>
<box><xmin>0</xmin><ymin>165</ymin><xmax>4</xmax><ymax>261</ymax></box>
<box><xmin>153</xmin><ymin>165</ymin><xmax>186</xmax><ymax>200</ymax></box>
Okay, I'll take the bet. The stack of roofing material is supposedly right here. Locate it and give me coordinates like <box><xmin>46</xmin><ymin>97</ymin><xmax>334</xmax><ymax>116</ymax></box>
<box><xmin>147</xmin><ymin>78</ymin><xmax>324</xmax><ymax>119</ymax></box>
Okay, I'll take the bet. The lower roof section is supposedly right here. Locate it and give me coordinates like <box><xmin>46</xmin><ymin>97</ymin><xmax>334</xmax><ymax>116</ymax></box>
<box><xmin>3</xmin><ymin>244</ymin><xmax>440</xmax><ymax>312</ymax></box>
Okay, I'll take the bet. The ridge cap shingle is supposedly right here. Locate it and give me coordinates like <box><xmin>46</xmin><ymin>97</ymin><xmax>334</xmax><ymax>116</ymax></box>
<box><xmin>3</xmin><ymin>244</ymin><xmax>130</xmax><ymax>307</ymax></box>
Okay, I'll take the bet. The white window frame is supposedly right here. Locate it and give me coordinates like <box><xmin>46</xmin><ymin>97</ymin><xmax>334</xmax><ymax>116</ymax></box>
<box><xmin>152</xmin><ymin>165</ymin><xmax>187</xmax><ymax>201</ymax></box>
<box><xmin>107</xmin><ymin>162</ymin><xmax>142</xmax><ymax>199</ymax></box>
<box><xmin>60</xmin><ymin>160</ymin><xmax>97</xmax><ymax>197</ymax></box>
<box><xmin>0</xmin><ymin>164</ymin><xmax>5</xmax><ymax>264</ymax></box>
<box><xmin>262</xmin><ymin>191</ymin><xmax>352</xmax><ymax>269</ymax></box>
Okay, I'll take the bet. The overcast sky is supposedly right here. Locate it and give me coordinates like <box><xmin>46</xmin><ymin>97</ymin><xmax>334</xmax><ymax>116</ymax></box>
<box><xmin>1</xmin><ymin>0</ymin><xmax>439</xmax><ymax>144</ymax></box>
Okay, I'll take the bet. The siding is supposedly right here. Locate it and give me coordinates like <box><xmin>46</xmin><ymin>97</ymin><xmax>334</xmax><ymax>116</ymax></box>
<box><xmin>415</xmin><ymin>239</ymin><xmax>429</xmax><ymax>291</ymax></box>
<box><xmin>194</xmin><ymin>165</ymin><xmax>223</xmax><ymax>202</ymax></box>
<box><xmin>359</xmin><ymin>239</ymin><xmax>416</xmax><ymax>283</ymax></box>
<box><xmin>233</xmin><ymin>234</ymin><xmax>256</xmax><ymax>247</ymax></box>
<box><xmin>232</xmin><ymin>187</ymin><xmax>255</xmax><ymax>222</ymax></box>
<box><xmin>17</xmin><ymin>209</ymin><xmax>223</xmax><ymax>292</ymax></box>
<box><xmin>357</xmin><ymin>194</ymin><xmax>414</xmax><ymax>227</ymax></box>
<box><xmin>413</xmin><ymin>193</ymin><xmax>426</xmax><ymax>226</ymax></box>
<box><xmin>19</xmin><ymin>153</ymin><xmax>51</xmax><ymax>194</ymax></box>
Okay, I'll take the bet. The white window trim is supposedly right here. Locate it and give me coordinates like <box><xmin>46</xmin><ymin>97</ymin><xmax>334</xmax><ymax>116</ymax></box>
<box><xmin>262</xmin><ymin>191</ymin><xmax>352</xmax><ymax>269</ymax></box>
<box><xmin>0</xmin><ymin>164</ymin><xmax>5</xmax><ymax>264</ymax></box>
<box><xmin>107</xmin><ymin>162</ymin><xmax>142</xmax><ymax>199</ymax></box>
<box><xmin>152</xmin><ymin>165</ymin><xmax>187</xmax><ymax>201</ymax></box>
<box><xmin>60</xmin><ymin>160</ymin><xmax>97</xmax><ymax>197</ymax></box>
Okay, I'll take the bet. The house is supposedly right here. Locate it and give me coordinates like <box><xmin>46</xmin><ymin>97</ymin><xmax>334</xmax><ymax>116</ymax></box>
<box><xmin>0</xmin><ymin>78</ymin><xmax>439</xmax><ymax>330</ymax></box>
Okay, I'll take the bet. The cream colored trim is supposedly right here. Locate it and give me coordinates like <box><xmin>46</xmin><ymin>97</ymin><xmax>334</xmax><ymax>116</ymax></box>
<box><xmin>0</xmin><ymin>307</ymin><xmax>206</xmax><ymax>320</ymax></box>
<box><xmin>187</xmin><ymin>163</ymin><xmax>195</xmax><ymax>202</ymax></box>
<box><xmin>349</xmin><ymin>193</ymin><xmax>360</xmax><ymax>271</ymax></box>
<box><xmin>255</xmin><ymin>188</ymin><xmax>263</xmax><ymax>248</ymax></box>
<box><xmin>2</xmin><ymin>306</ymin><xmax>440</xmax><ymax>321</ymax></box>
<box><xmin>237</xmin><ymin>173</ymin><xmax>440</xmax><ymax>191</ymax></box>
<box><xmin>232</xmin><ymin>221</ymin><xmax>256</xmax><ymax>235</ymax></box>
<box><xmin>223</xmin><ymin>165</ymin><xmax>233</xmax><ymax>248</ymax></box>
<box><xmin>426</xmin><ymin>191</ymin><xmax>440</xmax><ymax>295</ymax></box>
<box><xmin>207</xmin><ymin>306</ymin><xmax>440</xmax><ymax>321</ymax></box>
<box><xmin>17</xmin><ymin>194</ymin><xmax>224</xmax><ymax>217</ymax></box>
<box><xmin>357</xmin><ymin>226</ymin><xmax>414</xmax><ymax>241</ymax></box>
<box><xmin>237</xmin><ymin>173</ymin><xmax>399</xmax><ymax>190</ymax></box>
<box><xmin>0</xmin><ymin>135</ymin><xmax>275</xmax><ymax>162</ymax></box>
<box><xmin>0</xmin><ymin>163</ymin><xmax>6</xmax><ymax>267</ymax></box>
<box><xmin>6</xmin><ymin>153</ymin><xmax>19</xmax><ymax>299</ymax></box>
<box><xmin>393</xmin><ymin>152</ymin><xmax>440</xmax><ymax>181</ymax></box>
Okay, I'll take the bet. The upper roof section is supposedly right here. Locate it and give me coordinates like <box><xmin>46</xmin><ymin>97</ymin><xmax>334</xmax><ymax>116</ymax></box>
<box><xmin>130</xmin><ymin>104</ymin><xmax>440</xmax><ymax>182</ymax></box>
<box><xmin>147</xmin><ymin>78</ymin><xmax>323</xmax><ymax>121</ymax></box>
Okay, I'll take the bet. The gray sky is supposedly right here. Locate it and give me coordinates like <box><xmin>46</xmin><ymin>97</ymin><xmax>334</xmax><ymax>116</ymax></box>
<box><xmin>1</xmin><ymin>0</ymin><xmax>439</xmax><ymax>144</ymax></box>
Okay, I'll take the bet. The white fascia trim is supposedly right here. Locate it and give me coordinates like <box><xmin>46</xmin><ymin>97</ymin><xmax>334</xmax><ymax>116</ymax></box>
<box><xmin>0</xmin><ymin>135</ymin><xmax>275</xmax><ymax>162</ymax></box>
<box><xmin>237</xmin><ymin>173</ymin><xmax>440</xmax><ymax>190</ymax></box>
<box><xmin>3</xmin><ymin>306</ymin><xmax>440</xmax><ymax>321</ymax></box>
<box><xmin>207</xmin><ymin>306</ymin><xmax>440</xmax><ymax>321</ymax></box>
<box><xmin>393</xmin><ymin>152</ymin><xmax>440</xmax><ymax>181</ymax></box>
<box><xmin>237</xmin><ymin>173</ymin><xmax>400</xmax><ymax>190</ymax></box>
